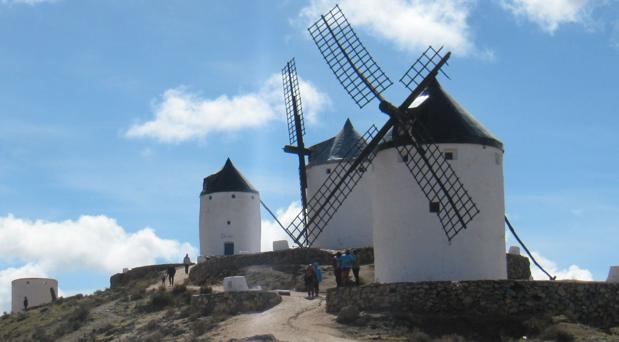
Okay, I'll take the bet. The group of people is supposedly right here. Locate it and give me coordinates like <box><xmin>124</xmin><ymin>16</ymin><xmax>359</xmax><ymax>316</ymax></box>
<box><xmin>332</xmin><ymin>249</ymin><xmax>361</xmax><ymax>287</ymax></box>
<box><xmin>160</xmin><ymin>253</ymin><xmax>192</xmax><ymax>287</ymax></box>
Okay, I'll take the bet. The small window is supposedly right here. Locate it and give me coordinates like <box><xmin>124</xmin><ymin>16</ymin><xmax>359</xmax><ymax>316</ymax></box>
<box><xmin>358</xmin><ymin>166</ymin><xmax>366</xmax><ymax>172</ymax></box>
<box><xmin>444</xmin><ymin>152</ymin><xmax>454</xmax><ymax>160</ymax></box>
<box><xmin>227</xmin><ymin>220</ymin><xmax>231</xmax><ymax>225</ymax></box>
<box><xmin>401</xmin><ymin>155</ymin><xmax>409</xmax><ymax>162</ymax></box>
<box><xmin>326</xmin><ymin>168</ymin><xmax>331</xmax><ymax>174</ymax></box>
<box><xmin>251</xmin><ymin>195</ymin><xmax>255</xmax><ymax>199</ymax></box>
<box><xmin>231</xmin><ymin>194</ymin><xmax>236</xmax><ymax>199</ymax></box>
<box><xmin>429</xmin><ymin>201</ymin><xmax>440</xmax><ymax>213</ymax></box>
<box><xmin>208</xmin><ymin>195</ymin><xmax>212</xmax><ymax>200</ymax></box>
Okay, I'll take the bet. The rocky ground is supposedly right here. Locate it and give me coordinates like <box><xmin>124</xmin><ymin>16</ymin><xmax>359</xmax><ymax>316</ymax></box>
<box><xmin>2</xmin><ymin>262</ymin><xmax>619</xmax><ymax>341</ymax></box>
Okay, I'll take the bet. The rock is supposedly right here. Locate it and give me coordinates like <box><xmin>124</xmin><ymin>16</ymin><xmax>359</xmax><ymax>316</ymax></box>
<box><xmin>337</xmin><ymin>305</ymin><xmax>359</xmax><ymax>324</ymax></box>
<box><xmin>228</xmin><ymin>334</ymin><xmax>279</xmax><ymax>342</ymax></box>
<box><xmin>610</xmin><ymin>326</ymin><xmax>619</xmax><ymax>335</ymax></box>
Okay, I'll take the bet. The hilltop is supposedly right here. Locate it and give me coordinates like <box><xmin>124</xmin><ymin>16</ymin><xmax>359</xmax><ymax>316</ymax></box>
<box><xmin>1</xmin><ymin>248</ymin><xmax>619</xmax><ymax>341</ymax></box>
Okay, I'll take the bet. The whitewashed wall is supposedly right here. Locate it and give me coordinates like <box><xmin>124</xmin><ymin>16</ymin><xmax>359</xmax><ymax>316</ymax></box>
<box><xmin>307</xmin><ymin>162</ymin><xmax>374</xmax><ymax>249</ymax></box>
<box><xmin>372</xmin><ymin>143</ymin><xmax>506</xmax><ymax>282</ymax></box>
<box><xmin>199</xmin><ymin>191</ymin><xmax>261</xmax><ymax>256</ymax></box>
<box><xmin>11</xmin><ymin>278</ymin><xmax>58</xmax><ymax>313</ymax></box>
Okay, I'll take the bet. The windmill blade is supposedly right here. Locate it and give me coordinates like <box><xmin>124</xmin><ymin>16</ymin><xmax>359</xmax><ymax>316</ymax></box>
<box><xmin>308</xmin><ymin>4</ymin><xmax>392</xmax><ymax>108</ymax></box>
<box><xmin>283</xmin><ymin>123</ymin><xmax>383</xmax><ymax>247</ymax></box>
<box><xmin>281</xmin><ymin>58</ymin><xmax>310</xmax><ymax>241</ymax></box>
<box><xmin>399</xmin><ymin>46</ymin><xmax>450</xmax><ymax>94</ymax></box>
<box><xmin>394</xmin><ymin>120</ymin><xmax>479</xmax><ymax>240</ymax></box>
<box><xmin>282</xmin><ymin>58</ymin><xmax>305</xmax><ymax>146</ymax></box>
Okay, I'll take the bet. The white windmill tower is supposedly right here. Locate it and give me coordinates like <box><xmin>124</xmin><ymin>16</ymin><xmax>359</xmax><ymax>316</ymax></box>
<box><xmin>12</xmin><ymin>278</ymin><xmax>58</xmax><ymax>313</ymax></box>
<box><xmin>199</xmin><ymin>158</ymin><xmax>261</xmax><ymax>257</ymax></box>
<box><xmin>281</xmin><ymin>59</ymin><xmax>373</xmax><ymax>249</ymax></box>
<box><xmin>274</xmin><ymin>5</ymin><xmax>505</xmax><ymax>282</ymax></box>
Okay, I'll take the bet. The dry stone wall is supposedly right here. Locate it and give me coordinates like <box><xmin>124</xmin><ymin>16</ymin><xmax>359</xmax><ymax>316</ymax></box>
<box><xmin>326</xmin><ymin>280</ymin><xmax>619</xmax><ymax>328</ymax></box>
<box><xmin>191</xmin><ymin>291</ymin><xmax>282</xmax><ymax>315</ymax></box>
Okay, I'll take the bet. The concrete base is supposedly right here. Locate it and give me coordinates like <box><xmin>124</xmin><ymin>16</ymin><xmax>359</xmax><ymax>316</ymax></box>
<box><xmin>223</xmin><ymin>276</ymin><xmax>249</xmax><ymax>292</ymax></box>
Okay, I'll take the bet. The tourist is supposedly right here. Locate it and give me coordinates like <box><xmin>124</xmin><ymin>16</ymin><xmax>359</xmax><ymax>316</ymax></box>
<box><xmin>304</xmin><ymin>264</ymin><xmax>316</xmax><ymax>298</ymax></box>
<box><xmin>352</xmin><ymin>249</ymin><xmax>361</xmax><ymax>285</ymax></box>
<box><xmin>167</xmin><ymin>266</ymin><xmax>176</xmax><ymax>286</ymax></box>
<box><xmin>333</xmin><ymin>252</ymin><xmax>342</xmax><ymax>287</ymax></box>
<box><xmin>339</xmin><ymin>250</ymin><xmax>353</xmax><ymax>286</ymax></box>
<box><xmin>160</xmin><ymin>271</ymin><xmax>167</xmax><ymax>286</ymax></box>
<box><xmin>183</xmin><ymin>253</ymin><xmax>191</xmax><ymax>274</ymax></box>
<box><xmin>23</xmin><ymin>296</ymin><xmax>28</xmax><ymax>311</ymax></box>
<box><xmin>313</xmin><ymin>262</ymin><xmax>322</xmax><ymax>296</ymax></box>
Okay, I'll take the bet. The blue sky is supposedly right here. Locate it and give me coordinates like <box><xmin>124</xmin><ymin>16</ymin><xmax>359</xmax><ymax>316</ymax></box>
<box><xmin>0</xmin><ymin>0</ymin><xmax>617</xmax><ymax>311</ymax></box>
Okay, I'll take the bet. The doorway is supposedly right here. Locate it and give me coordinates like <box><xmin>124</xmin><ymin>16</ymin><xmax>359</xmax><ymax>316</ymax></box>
<box><xmin>224</xmin><ymin>242</ymin><xmax>234</xmax><ymax>256</ymax></box>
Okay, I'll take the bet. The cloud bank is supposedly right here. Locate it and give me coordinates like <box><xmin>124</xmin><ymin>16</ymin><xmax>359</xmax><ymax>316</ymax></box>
<box><xmin>126</xmin><ymin>74</ymin><xmax>329</xmax><ymax>143</ymax></box>
<box><xmin>530</xmin><ymin>251</ymin><xmax>593</xmax><ymax>281</ymax></box>
<box><xmin>0</xmin><ymin>214</ymin><xmax>196</xmax><ymax>312</ymax></box>
<box><xmin>300</xmin><ymin>0</ymin><xmax>479</xmax><ymax>56</ymax></box>
<box><xmin>261</xmin><ymin>201</ymin><xmax>301</xmax><ymax>252</ymax></box>
<box><xmin>500</xmin><ymin>0</ymin><xmax>595</xmax><ymax>33</ymax></box>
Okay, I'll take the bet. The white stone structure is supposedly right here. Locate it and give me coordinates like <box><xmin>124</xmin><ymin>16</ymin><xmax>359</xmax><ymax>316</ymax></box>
<box><xmin>199</xmin><ymin>159</ymin><xmax>261</xmax><ymax>257</ymax></box>
<box><xmin>607</xmin><ymin>266</ymin><xmax>619</xmax><ymax>283</ymax></box>
<box><xmin>223</xmin><ymin>276</ymin><xmax>249</xmax><ymax>292</ymax></box>
<box><xmin>272</xmin><ymin>240</ymin><xmax>290</xmax><ymax>251</ymax></box>
<box><xmin>306</xmin><ymin>119</ymin><xmax>374</xmax><ymax>249</ymax></box>
<box><xmin>11</xmin><ymin>278</ymin><xmax>58</xmax><ymax>313</ymax></box>
<box><xmin>508</xmin><ymin>246</ymin><xmax>521</xmax><ymax>255</ymax></box>
<box><xmin>372</xmin><ymin>80</ymin><xmax>507</xmax><ymax>283</ymax></box>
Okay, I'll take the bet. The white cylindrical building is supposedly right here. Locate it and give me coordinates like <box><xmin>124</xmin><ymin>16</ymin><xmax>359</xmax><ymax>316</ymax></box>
<box><xmin>199</xmin><ymin>158</ymin><xmax>261</xmax><ymax>257</ymax></box>
<box><xmin>306</xmin><ymin>119</ymin><xmax>374</xmax><ymax>249</ymax></box>
<box><xmin>11</xmin><ymin>278</ymin><xmax>58</xmax><ymax>313</ymax></box>
<box><xmin>372</xmin><ymin>80</ymin><xmax>507</xmax><ymax>282</ymax></box>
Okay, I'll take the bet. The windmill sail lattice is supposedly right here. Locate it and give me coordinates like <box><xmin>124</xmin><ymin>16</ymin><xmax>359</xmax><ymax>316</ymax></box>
<box><xmin>282</xmin><ymin>59</ymin><xmax>305</xmax><ymax>146</ymax></box>
<box><xmin>308</xmin><ymin>5</ymin><xmax>479</xmax><ymax>241</ymax></box>
<box><xmin>284</xmin><ymin>124</ymin><xmax>380</xmax><ymax>247</ymax></box>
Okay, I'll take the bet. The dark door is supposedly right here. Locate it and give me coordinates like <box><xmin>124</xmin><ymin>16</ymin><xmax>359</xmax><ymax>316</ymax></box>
<box><xmin>224</xmin><ymin>242</ymin><xmax>234</xmax><ymax>256</ymax></box>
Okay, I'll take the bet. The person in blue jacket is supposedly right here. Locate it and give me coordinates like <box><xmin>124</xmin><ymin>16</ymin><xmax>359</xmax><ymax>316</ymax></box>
<box><xmin>313</xmin><ymin>262</ymin><xmax>322</xmax><ymax>296</ymax></box>
<box><xmin>339</xmin><ymin>250</ymin><xmax>353</xmax><ymax>286</ymax></box>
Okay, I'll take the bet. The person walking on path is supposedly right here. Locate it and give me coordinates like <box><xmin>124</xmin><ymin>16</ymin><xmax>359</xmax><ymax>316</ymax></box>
<box><xmin>183</xmin><ymin>253</ymin><xmax>191</xmax><ymax>274</ymax></box>
<box><xmin>352</xmin><ymin>250</ymin><xmax>361</xmax><ymax>285</ymax></box>
<box><xmin>160</xmin><ymin>271</ymin><xmax>167</xmax><ymax>286</ymax></box>
<box><xmin>23</xmin><ymin>296</ymin><xmax>28</xmax><ymax>311</ymax></box>
<box><xmin>313</xmin><ymin>262</ymin><xmax>322</xmax><ymax>296</ymax></box>
<box><xmin>304</xmin><ymin>264</ymin><xmax>316</xmax><ymax>298</ymax></box>
<box><xmin>339</xmin><ymin>250</ymin><xmax>353</xmax><ymax>286</ymax></box>
<box><xmin>167</xmin><ymin>266</ymin><xmax>176</xmax><ymax>286</ymax></box>
<box><xmin>332</xmin><ymin>252</ymin><xmax>342</xmax><ymax>287</ymax></box>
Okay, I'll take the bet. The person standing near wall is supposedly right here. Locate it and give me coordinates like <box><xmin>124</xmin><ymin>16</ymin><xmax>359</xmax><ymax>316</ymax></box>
<box><xmin>313</xmin><ymin>262</ymin><xmax>322</xmax><ymax>296</ymax></box>
<box><xmin>333</xmin><ymin>252</ymin><xmax>342</xmax><ymax>287</ymax></box>
<box><xmin>339</xmin><ymin>250</ymin><xmax>353</xmax><ymax>286</ymax></box>
<box><xmin>23</xmin><ymin>296</ymin><xmax>28</xmax><ymax>311</ymax></box>
<box><xmin>167</xmin><ymin>266</ymin><xmax>176</xmax><ymax>286</ymax></box>
<box><xmin>352</xmin><ymin>250</ymin><xmax>361</xmax><ymax>285</ymax></box>
<box><xmin>183</xmin><ymin>253</ymin><xmax>191</xmax><ymax>274</ymax></box>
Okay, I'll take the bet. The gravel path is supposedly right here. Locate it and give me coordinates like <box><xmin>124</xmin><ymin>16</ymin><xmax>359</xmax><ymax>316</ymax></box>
<box><xmin>208</xmin><ymin>291</ymin><xmax>357</xmax><ymax>342</ymax></box>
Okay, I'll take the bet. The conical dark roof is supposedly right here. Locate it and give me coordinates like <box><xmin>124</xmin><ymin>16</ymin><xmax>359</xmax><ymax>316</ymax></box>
<box><xmin>380</xmin><ymin>79</ymin><xmax>503</xmax><ymax>150</ymax></box>
<box><xmin>201</xmin><ymin>158</ymin><xmax>258</xmax><ymax>195</ymax></box>
<box><xmin>308</xmin><ymin>119</ymin><xmax>367</xmax><ymax>166</ymax></box>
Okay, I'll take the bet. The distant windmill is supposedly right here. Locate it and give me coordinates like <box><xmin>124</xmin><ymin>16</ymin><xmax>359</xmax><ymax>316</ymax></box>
<box><xmin>279</xmin><ymin>5</ymin><xmax>479</xmax><ymax>248</ymax></box>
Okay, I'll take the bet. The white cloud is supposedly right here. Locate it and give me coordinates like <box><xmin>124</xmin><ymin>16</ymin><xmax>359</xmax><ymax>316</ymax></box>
<box><xmin>126</xmin><ymin>74</ymin><xmax>329</xmax><ymax>143</ymax></box>
<box><xmin>0</xmin><ymin>213</ymin><xmax>197</xmax><ymax>312</ymax></box>
<box><xmin>500</xmin><ymin>0</ymin><xmax>594</xmax><ymax>33</ymax></box>
<box><xmin>300</xmin><ymin>0</ymin><xmax>479</xmax><ymax>56</ymax></box>
<box><xmin>0</xmin><ymin>214</ymin><xmax>196</xmax><ymax>274</ymax></box>
<box><xmin>261</xmin><ymin>201</ymin><xmax>302</xmax><ymax>252</ymax></box>
<box><xmin>530</xmin><ymin>251</ymin><xmax>593</xmax><ymax>281</ymax></box>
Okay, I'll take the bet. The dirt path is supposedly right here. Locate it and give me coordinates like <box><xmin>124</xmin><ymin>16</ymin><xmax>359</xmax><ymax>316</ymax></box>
<box><xmin>208</xmin><ymin>292</ymin><xmax>357</xmax><ymax>342</ymax></box>
<box><xmin>146</xmin><ymin>265</ymin><xmax>195</xmax><ymax>292</ymax></box>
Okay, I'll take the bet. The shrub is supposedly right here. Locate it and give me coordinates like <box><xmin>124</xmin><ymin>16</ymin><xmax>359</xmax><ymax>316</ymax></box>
<box><xmin>148</xmin><ymin>291</ymin><xmax>175</xmax><ymax>310</ymax></box>
<box><xmin>172</xmin><ymin>284</ymin><xmax>187</xmax><ymax>294</ymax></box>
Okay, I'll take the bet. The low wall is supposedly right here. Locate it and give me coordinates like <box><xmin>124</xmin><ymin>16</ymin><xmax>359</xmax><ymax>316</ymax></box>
<box><xmin>191</xmin><ymin>291</ymin><xmax>282</xmax><ymax>315</ymax></box>
<box><xmin>326</xmin><ymin>281</ymin><xmax>619</xmax><ymax>328</ymax></box>
<box><xmin>110</xmin><ymin>264</ymin><xmax>184</xmax><ymax>289</ymax></box>
<box><xmin>189</xmin><ymin>247</ymin><xmax>373</xmax><ymax>285</ymax></box>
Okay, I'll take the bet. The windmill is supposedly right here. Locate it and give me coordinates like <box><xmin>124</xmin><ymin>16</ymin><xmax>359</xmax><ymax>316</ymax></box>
<box><xmin>278</xmin><ymin>5</ymin><xmax>479</xmax><ymax>249</ymax></box>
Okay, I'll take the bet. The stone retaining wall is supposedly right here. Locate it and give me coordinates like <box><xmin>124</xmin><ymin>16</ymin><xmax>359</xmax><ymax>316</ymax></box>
<box><xmin>110</xmin><ymin>264</ymin><xmax>184</xmax><ymax>289</ymax></box>
<box><xmin>189</xmin><ymin>247</ymin><xmax>373</xmax><ymax>285</ymax></box>
<box><xmin>326</xmin><ymin>280</ymin><xmax>619</xmax><ymax>327</ymax></box>
<box><xmin>191</xmin><ymin>291</ymin><xmax>282</xmax><ymax>315</ymax></box>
